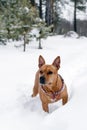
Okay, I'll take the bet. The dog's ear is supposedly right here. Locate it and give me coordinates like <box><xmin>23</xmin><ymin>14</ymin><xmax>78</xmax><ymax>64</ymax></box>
<box><xmin>38</xmin><ymin>55</ymin><xmax>45</xmax><ymax>68</ymax></box>
<box><xmin>52</xmin><ymin>56</ymin><xmax>60</xmax><ymax>70</ymax></box>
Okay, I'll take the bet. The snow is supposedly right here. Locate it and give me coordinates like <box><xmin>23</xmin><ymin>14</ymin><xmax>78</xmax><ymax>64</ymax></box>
<box><xmin>0</xmin><ymin>35</ymin><xmax>87</xmax><ymax>130</ymax></box>
<box><xmin>24</xmin><ymin>7</ymin><xmax>29</xmax><ymax>13</ymax></box>
<box><xmin>64</xmin><ymin>31</ymin><xmax>79</xmax><ymax>38</ymax></box>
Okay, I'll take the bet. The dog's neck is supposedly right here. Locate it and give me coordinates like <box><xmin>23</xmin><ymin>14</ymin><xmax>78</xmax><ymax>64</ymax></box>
<box><xmin>41</xmin><ymin>74</ymin><xmax>65</xmax><ymax>100</ymax></box>
<box><xmin>56</xmin><ymin>74</ymin><xmax>64</xmax><ymax>90</ymax></box>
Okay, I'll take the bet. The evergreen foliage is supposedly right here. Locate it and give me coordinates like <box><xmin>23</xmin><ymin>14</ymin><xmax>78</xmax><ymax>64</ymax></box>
<box><xmin>0</xmin><ymin>0</ymin><xmax>52</xmax><ymax>50</ymax></box>
<box><xmin>35</xmin><ymin>19</ymin><xmax>52</xmax><ymax>49</ymax></box>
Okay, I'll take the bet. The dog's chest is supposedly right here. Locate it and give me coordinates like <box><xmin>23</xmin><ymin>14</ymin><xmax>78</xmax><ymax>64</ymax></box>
<box><xmin>39</xmin><ymin>86</ymin><xmax>62</xmax><ymax>103</ymax></box>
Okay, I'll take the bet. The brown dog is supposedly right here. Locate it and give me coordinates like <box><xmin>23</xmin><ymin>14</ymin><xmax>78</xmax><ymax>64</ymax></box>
<box><xmin>32</xmin><ymin>55</ymin><xmax>68</xmax><ymax>112</ymax></box>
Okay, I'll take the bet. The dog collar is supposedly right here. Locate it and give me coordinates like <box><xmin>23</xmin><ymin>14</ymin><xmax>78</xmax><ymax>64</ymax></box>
<box><xmin>41</xmin><ymin>83</ymin><xmax>65</xmax><ymax>100</ymax></box>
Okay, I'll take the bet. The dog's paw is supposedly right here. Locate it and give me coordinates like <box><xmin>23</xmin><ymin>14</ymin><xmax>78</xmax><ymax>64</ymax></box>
<box><xmin>31</xmin><ymin>94</ymin><xmax>36</xmax><ymax>97</ymax></box>
<box><xmin>31</xmin><ymin>94</ymin><xmax>34</xmax><ymax>97</ymax></box>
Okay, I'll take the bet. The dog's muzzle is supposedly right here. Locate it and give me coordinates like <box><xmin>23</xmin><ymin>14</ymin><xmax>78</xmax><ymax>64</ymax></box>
<box><xmin>40</xmin><ymin>76</ymin><xmax>45</xmax><ymax>84</ymax></box>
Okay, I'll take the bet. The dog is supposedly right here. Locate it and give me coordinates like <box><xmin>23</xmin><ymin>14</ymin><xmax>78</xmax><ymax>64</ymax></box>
<box><xmin>32</xmin><ymin>55</ymin><xmax>68</xmax><ymax>112</ymax></box>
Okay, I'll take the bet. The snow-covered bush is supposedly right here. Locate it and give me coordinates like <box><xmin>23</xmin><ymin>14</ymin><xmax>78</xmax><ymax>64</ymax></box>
<box><xmin>64</xmin><ymin>31</ymin><xmax>79</xmax><ymax>38</ymax></box>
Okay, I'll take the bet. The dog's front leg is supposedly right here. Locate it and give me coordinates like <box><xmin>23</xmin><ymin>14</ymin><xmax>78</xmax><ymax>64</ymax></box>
<box><xmin>42</xmin><ymin>102</ymin><xmax>49</xmax><ymax>112</ymax></box>
<box><xmin>62</xmin><ymin>95</ymin><xmax>68</xmax><ymax>105</ymax></box>
<box><xmin>32</xmin><ymin>71</ymin><xmax>39</xmax><ymax>97</ymax></box>
<box><xmin>32</xmin><ymin>85</ymin><xmax>38</xmax><ymax>97</ymax></box>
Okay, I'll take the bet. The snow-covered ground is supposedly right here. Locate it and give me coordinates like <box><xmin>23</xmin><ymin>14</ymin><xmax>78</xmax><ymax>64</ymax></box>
<box><xmin>0</xmin><ymin>35</ymin><xmax>87</xmax><ymax>130</ymax></box>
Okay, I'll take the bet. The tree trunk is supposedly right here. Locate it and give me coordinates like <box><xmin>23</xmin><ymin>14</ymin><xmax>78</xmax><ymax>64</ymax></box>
<box><xmin>7</xmin><ymin>28</ymin><xmax>10</xmax><ymax>40</ymax></box>
<box><xmin>39</xmin><ymin>0</ymin><xmax>43</xmax><ymax>19</ymax></box>
<box><xmin>45</xmin><ymin>0</ymin><xmax>54</xmax><ymax>26</ymax></box>
<box><xmin>45</xmin><ymin>0</ymin><xmax>49</xmax><ymax>25</ymax></box>
<box><xmin>74</xmin><ymin>0</ymin><xmax>77</xmax><ymax>32</ymax></box>
<box><xmin>23</xmin><ymin>33</ymin><xmax>26</xmax><ymax>52</ymax></box>
<box><xmin>38</xmin><ymin>38</ymin><xmax>42</xmax><ymax>49</ymax></box>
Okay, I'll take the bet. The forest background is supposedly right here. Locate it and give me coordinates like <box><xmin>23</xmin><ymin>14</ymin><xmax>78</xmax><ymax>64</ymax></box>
<box><xmin>0</xmin><ymin>0</ymin><xmax>87</xmax><ymax>49</ymax></box>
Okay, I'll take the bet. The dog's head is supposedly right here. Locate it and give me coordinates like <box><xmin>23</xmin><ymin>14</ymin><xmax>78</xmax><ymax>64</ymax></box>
<box><xmin>38</xmin><ymin>55</ymin><xmax>60</xmax><ymax>88</ymax></box>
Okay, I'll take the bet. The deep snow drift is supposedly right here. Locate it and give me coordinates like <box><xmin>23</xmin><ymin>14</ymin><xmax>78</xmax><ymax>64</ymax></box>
<box><xmin>0</xmin><ymin>35</ymin><xmax>87</xmax><ymax>130</ymax></box>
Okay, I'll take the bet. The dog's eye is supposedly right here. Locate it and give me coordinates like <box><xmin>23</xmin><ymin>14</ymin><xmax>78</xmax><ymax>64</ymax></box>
<box><xmin>47</xmin><ymin>71</ymin><xmax>53</xmax><ymax>75</ymax></box>
<box><xmin>40</xmin><ymin>70</ymin><xmax>43</xmax><ymax>74</ymax></box>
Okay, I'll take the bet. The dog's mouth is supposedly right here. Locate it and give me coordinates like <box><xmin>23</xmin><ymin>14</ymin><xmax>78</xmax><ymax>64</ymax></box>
<box><xmin>39</xmin><ymin>82</ymin><xmax>52</xmax><ymax>86</ymax></box>
<box><xmin>39</xmin><ymin>76</ymin><xmax>52</xmax><ymax>86</ymax></box>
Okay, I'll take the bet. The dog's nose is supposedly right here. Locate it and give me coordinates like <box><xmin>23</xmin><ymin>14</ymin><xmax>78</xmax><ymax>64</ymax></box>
<box><xmin>40</xmin><ymin>76</ymin><xmax>45</xmax><ymax>84</ymax></box>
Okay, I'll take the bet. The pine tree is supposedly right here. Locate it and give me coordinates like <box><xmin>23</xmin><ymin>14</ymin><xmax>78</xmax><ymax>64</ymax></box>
<box><xmin>18</xmin><ymin>5</ymin><xmax>38</xmax><ymax>51</ymax></box>
<box><xmin>1</xmin><ymin>0</ymin><xmax>21</xmax><ymax>40</ymax></box>
<box><xmin>1</xmin><ymin>0</ymin><xmax>39</xmax><ymax>50</ymax></box>
<box><xmin>35</xmin><ymin>19</ymin><xmax>52</xmax><ymax>49</ymax></box>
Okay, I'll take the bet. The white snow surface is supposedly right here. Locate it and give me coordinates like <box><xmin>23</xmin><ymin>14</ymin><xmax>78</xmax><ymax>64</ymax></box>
<box><xmin>0</xmin><ymin>35</ymin><xmax>87</xmax><ymax>130</ymax></box>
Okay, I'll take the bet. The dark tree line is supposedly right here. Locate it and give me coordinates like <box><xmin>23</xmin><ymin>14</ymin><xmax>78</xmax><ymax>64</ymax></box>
<box><xmin>38</xmin><ymin>0</ymin><xmax>87</xmax><ymax>34</ymax></box>
<box><xmin>71</xmin><ymin>0</ymin><xmax>86</xmax><ymax>32</ymax></box>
